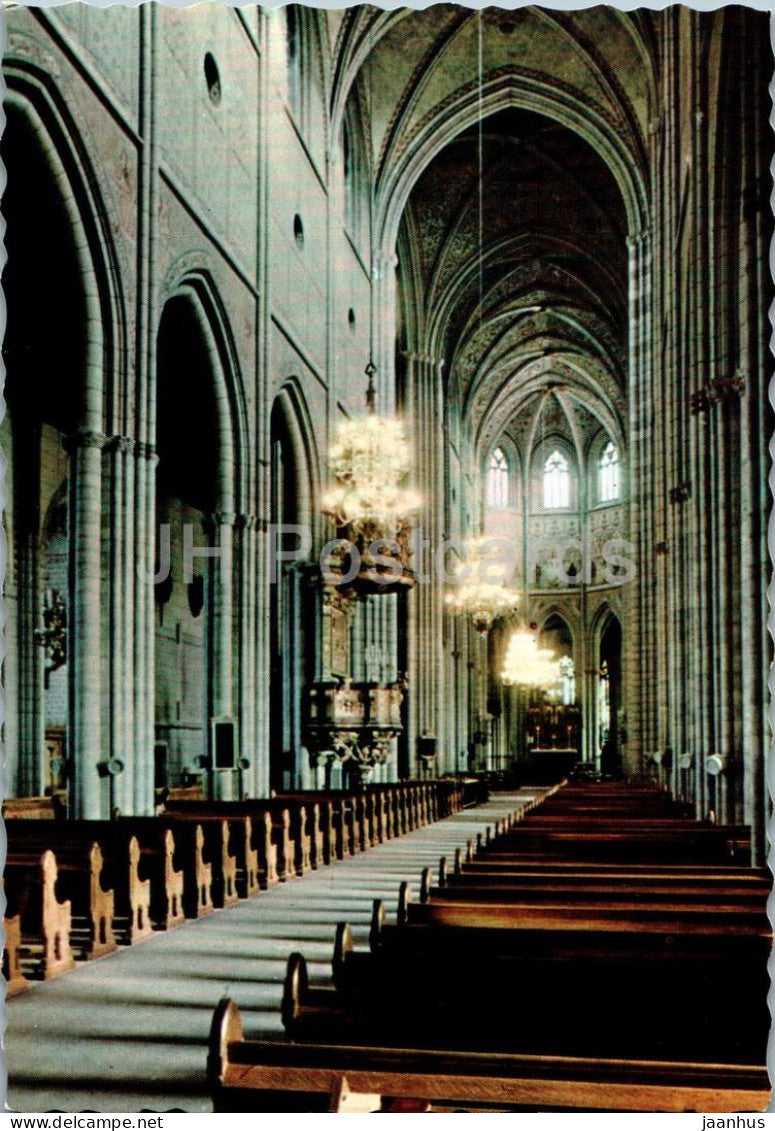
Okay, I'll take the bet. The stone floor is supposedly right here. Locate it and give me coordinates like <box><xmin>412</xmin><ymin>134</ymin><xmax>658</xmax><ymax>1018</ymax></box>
<box><xmin>4</xmin><ymin>791</ymin><xmax>540</xmax><ymax>1113</ymax></box>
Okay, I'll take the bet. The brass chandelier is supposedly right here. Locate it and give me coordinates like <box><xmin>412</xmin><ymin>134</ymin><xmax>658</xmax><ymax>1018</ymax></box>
<box><xmin>445</xmin><ymin>536</ymin><xmax>520</xmax><ymax>634</ymax></box>
<box><xmin>321</xmin><ymin>367</ymin><xmax>421</xmax><ymax>593</ymax></box>
<box><xmin>501</xmin><ymin>627</ymin><xmax>559</xmax><ymax>688</ymax></box>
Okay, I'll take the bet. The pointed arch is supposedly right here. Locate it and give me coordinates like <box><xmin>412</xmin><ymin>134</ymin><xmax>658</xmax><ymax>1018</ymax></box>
<box><xmin>270</xmin><ymin>378</ymin><xmax>321</xmax><ymax>535</ymax></box>
<box><xmin>1</xmin><ymin>63</ymin><xmax>129</xmax><ymax>816</ymax></box>
<box><xmin>163</xmin><ymin>272</ymin><xmax>252</xmax><ymax>517</ymax></box>
<box><xmin>377</xmin><ymin>70</ymin><xmax>648</xmax><ymax>259</ymax></box>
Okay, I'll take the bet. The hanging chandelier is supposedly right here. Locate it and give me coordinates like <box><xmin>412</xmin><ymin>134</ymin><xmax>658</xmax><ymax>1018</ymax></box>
<box><xmin>320</xmin><ymin>367</ymin><xmax>421</xmax><ymax>593</ymax></box>
<box><xmin>445</xmin><ymin>536</ymin><xmax>520</xmax><ymax>634</ymax></box>
<box><xmin>501</xmin><ymin>627</ymin><xmax>559</xmax><ymax>688</ymax></box>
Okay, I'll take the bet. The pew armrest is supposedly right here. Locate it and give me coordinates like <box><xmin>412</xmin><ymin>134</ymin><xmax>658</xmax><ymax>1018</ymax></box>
<box><xmin>207</xmin><ymin>997</ymin><xmax>244</xmax><ymax>1090</ymax></box>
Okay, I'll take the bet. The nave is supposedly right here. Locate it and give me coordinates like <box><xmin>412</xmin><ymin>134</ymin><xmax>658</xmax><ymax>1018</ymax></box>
<box><xmin>6</xmin><ymin>784</ymin><xmax>769</xmax><ymax>1114</ymax></box>
<box><xmin>5</xmin><ymin>792</ymin><xmax>532</xmax><ymax>1113</ymax></box>
<box><xmin>1</xmin><ymin>4</ymin><xmax>771</xmax><ymax>1115</ymax></box>
<box><xmin>209</xmin><ymin>783</ymin><xmax>770</xmax><ymax>1114</ymax></box>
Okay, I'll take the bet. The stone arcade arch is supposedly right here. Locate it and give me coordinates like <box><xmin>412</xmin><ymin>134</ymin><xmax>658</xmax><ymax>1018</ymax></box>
<box><xmin>153</xmin><ymin>279</ymin><xmax>248</xmax><ymax>803</ymax></box>
<box><xmin>1</xmin><ymin>80</ymin><xmax>121</xmax><ymax>818</ymax></box>
<box><xmin>595</xmin><ymin>609</ymin><xmax>623</xmax><ymax>777</ymax></box>
<box><xmin>269</xmin><ymin>382</ymin><xmax>319</xmax><ymax>792</ymax></box>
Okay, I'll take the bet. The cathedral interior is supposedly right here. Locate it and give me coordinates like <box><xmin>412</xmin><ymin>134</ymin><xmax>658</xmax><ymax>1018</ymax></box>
<box><xmin>1</xmin><ymin>2</ymin><xmax>772</xmax><ymax>1115</ymax></box>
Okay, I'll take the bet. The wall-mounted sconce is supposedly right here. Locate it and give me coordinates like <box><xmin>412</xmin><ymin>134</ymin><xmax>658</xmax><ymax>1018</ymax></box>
<box><xmin>97</xmin><ymin>758</ymin><xmax>124</xmax><ymax>778</ymax></box>
<box><xmin>706</xmin><ymin>752</ymin><xmax>727</xmax><ymax>776</ymax></box>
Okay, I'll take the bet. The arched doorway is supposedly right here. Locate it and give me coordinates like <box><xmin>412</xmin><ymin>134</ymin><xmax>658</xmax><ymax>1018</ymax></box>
<box><xmin>154</xmin><ymin>290</ymin><xmax>237</xmax><ymax>799</ymax></box>
<box><xmin>530</xmin><ymin>614</ymin><xmax>581</xmax><ymax>777</ymax></box>
<box><xmin>598</xmin><ymin>615</ymin><xmax>623</xmax><ymax>777</ymax></box>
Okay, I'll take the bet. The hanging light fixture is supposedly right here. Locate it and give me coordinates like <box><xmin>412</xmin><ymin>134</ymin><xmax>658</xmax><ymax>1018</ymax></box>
<box><xmin>445</xmin><ymin>22</ymin><xmax>521</xmax><ymax>637</ymax></box>
<box><xmin>321</xmin><ymin>366</ymin><xmax>421</xmax><ymax>592</ymax></box>
<box><xmin>445</xmin><ymin>536</ymin><xmax>520</xmax><ymax>634</ymax></box>
<box><xmin>501</xmin><ymin>626</ymin><xmax>559</xmax><ymax>688</ymax></box>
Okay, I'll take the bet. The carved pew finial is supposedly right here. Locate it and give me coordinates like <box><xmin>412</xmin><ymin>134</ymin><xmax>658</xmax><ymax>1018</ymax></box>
<box><xmin>397</xmin><ymin>882</ymin><xmax>412</xmax><ymax>926</ymax></box>
<box><xmin>281</xmin><ymin>952</ymin><xmax>309</xmax><ymax>1031</ymax></box>
<box><xmin>207</xmin><ymin>997</ymin><xmax>243</xmax><ymax>1091</ymax></box>
<box><xmin>332</xmin><ymin>922</ymin><xmax>354</xmax><ymax>988</ymax></box>
<box><xmin>369</xmin><ymin>899</ymin><xmax>386</xmax><ymax>952</ymax></box>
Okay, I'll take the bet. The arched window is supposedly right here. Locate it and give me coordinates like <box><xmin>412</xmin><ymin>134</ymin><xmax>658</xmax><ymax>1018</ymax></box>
<box><xmin>599</xmin><ymin>441</ymin><xmax>620</xmax><ymax>502</ymax></box>
<box><xmin>543</xmin><ymin>450</ymin><xmax>570</xmax><ymax>509</ymax></box>
<box><xmin>286</xmin><ymin>6</ymin><xmax>301</xmax><ymax>118</ymax></box>
<box><xmin>486</xmin><ymin>447</ymin><xmax>509</xmax><ymax>508</ymax></box>
<box><xmin>343</xmin><ymin>122</ymin><xmax>353</xmax><ymax>226</ymax></box>
<box><xmin>342</xmin><ymin>118</ymin><xmax>361</xmax><ymax>238</ymax></box>
<box><xmin>559</xmin><ymin>656</ymin><xmax>576</xmax><ymax>706</ymax></box>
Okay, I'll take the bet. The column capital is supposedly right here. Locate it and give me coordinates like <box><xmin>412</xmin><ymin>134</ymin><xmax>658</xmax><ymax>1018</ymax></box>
<box><xmin>416</xmin><ymin>351</ymin><xmax>441</xmax><ymax>368</ymax></box>
<box><xmin>104</xmin><ymin>434</ymin><xmax>133</xmax><ymax>455</ymax></box>
<box><xmin>64</xmin><ymin>428</ymin><xmax>106</xmax><ymax>454</ymax></box>
<box><xmin>134</xmin><ymin>441</ymin><xmax>158</xmax><ymax>463</ymax></box>
<box><xmin>691</xmin><ymin>372</ymin><xmax>745</xmax><ymax>414</ymax></box>
<box><xmin>690</xmin><ymin>389</ymin><xmax>710</xmax><ymax>415</ymax></box>
<box><xmin>626</xmin><ymin>226</ymin><xmax>651</xmax><ymax>251</ymax></box>
<box><xmin>669</xmin><ymin>482</ymin><xmax>691</xmax><ymax>506</ymax></box>
<box><xmin>372</xmin><ymin>250</ymin><xmax>399</xmax><ymax>281</ymax></box>
<box><xmin>707</xmin><ymin>371</ymin><xmax>745</xmax><ymax>404</ymax></box>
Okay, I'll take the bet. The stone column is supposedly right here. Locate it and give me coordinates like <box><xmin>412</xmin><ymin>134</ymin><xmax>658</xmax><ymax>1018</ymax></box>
<box><xmin>131</xmin><ymin>3</ymin><xmax>159</xmax><ymax>817</ymax></box>
<box><xmin>625</xmin><ymin>228</ymin><xmax>653</xmax><ymax>776</ymax></box>
<box><xmin>372</xmin><ymin>251</ymin><xmax>399</xmax><ymax>412</ymax></box>
<box><xmin>235</xmin><ymin>513</ymin><xmax>258</xmax><ymax>798</ymax></box>
<box><xmin>737</xmin><ymin>25</ymin><xmax>769</xmax><ymax>864</ymax></box>
<box><xmin>66</xmin><ymin>428</ymin><xmax>104</xmax><ymax>819</ymax></box>
<box><xmin>133</xmin><ymin>441</ymin><xmax>157</xmax><ymax>816</ymax></box>
<box><xmin>200</xmin><ymin>512</ymin><xmax>234</xmax><ymax>800</ymax></box>
<box><xmin>254</xmin><ymin>520</ymin><xmax>272</xmax><ymax>797</ymax></box>
<box><xmin>408</xmin><ymin>351</ymin><xmax>447</xmax><ymax>774</ymax></box>
<box><xmin>16</xmin><ymin>426</ymin><xmax>44</xmax><ymax>797</ymax></box>
<box><xmin>105</xmin><ymin>435</ymin><xmax>135</xmax><ymax>814</ymax></box>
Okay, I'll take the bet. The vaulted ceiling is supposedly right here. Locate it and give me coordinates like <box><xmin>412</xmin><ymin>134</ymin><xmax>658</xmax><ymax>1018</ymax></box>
<box><xmin>399</xmin><ymin>107</ymin><xmax>628</xmax><ymax>452</ymax></box>
<box><xmin>333</xmin><ymin>6</ymin><xmax>654</xmax><ymax>459</ymax></box>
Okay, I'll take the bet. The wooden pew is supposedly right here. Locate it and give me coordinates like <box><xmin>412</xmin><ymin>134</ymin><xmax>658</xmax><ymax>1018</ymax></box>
<box><xmin>443</xmin><ymin>854</ymin><xmax>769</xmax><ymax>899</ymax></box>
<box><xmin>262</xmin><ymin>801</ymin><xmax>309</xmax><ymax>874</ymax></box>
<box><xmin>307</xmin><ymin>853</ymin><xmax>771</xmax><ymax>1062</ymax></box>
<box><xmin>163</xmin><ymin>800</ymin><xmax>290</xmax><ymax>879</ymax></box>
<box><xmin>49</xmin><ymin>842</ymin><xmax>117</xmax><ymax>960</ymax></box>
<box><xmin>209</xmin><ymin>999</ymin><xmax>770</xmax><ymax>1113</ymax></box>
<box><xmin>4</xmin><ymin>850</ymin><xmax>76</xmax><ymax>981</ymax></box>
<box><xmin>108</xmin><ymin>819</ymin><xmax>190</xmax><ymax>926</ymax></box>
<box><xmin>158</xmin><ymin>815</ymin><xmax>240</xmax><ymax>909</ymax></box>
<box><xmin>293</xmin><ymin>911</ymin><xmax>770</xmax><ymax>1064</ymax></box>
<box><xmin>274</xmin><ymin>794</ymin><xmax>342</xmax><ymax>865</ymax></box>
<box><xmin>2</xmin><ymin>796</ymin><xmax>64</xmax><ymax>820</ymax></box>
<box><xmin>164</xmin><ymin>802</ymin><xmax>276</xmax><ymax>889</ymax></box>
<box><xmin>434</xmin><ymin>876</ymin><xmax>769</xmax><ymax>910</ymax></box>
<box><xmin>3</xmin><ymin>830</ymin><xmax>117</xmax><ymax>960</ymax></box>
<box><xmin>5</xmin><ymin>822</ymin><xmax>153</xmax><ymax>946</ymax></box>
<box><xmin>455</xmin><ymin>850</ymin><xmax>769</xmax><ymax>882</ymax></box>
<box><xmin>65</xmin><ymin>820</ymin><xmax>186</xmax><ymax>930</ymax></box>
<box><xmin>3</xmin><ymin>913</ymin><xmax>29</xmax><ymax>995</ymax></box>
<box><xmin>405</xmin><ymin>872</ymin><xmax>769</xmax><ymax>931</ymax></box>
<box><xmin>277</xmin><ymin>793</ymin><xmax>356</xmax><ymax>863</ymax></box>
<box><xmin>476</xmin><ymin>830</ymin><xmax>751</xmax><ymax>865</ymax></box>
